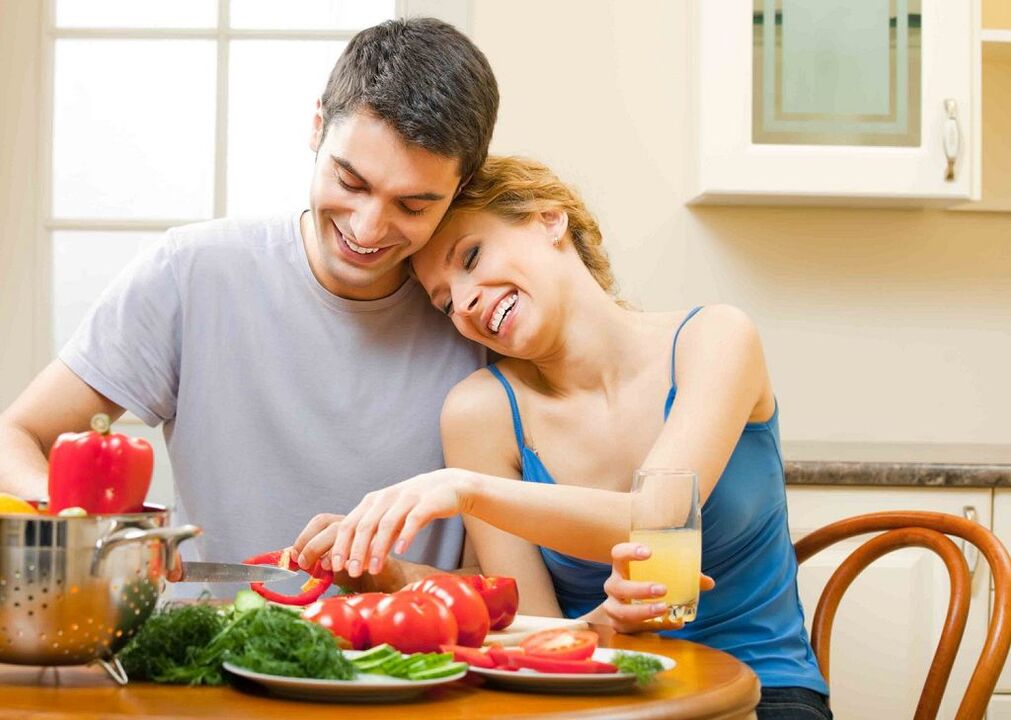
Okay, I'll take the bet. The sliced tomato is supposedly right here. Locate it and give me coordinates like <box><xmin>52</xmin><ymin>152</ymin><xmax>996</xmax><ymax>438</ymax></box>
<box><xmin>511</xmin><ymin>654</ymin><xmax>617</xmax><ymax>674</ymax></box>
<box><xmin>440</xmin><ymin>644</ymin><xmax>496</xmax><ymax>669</ymax></box>
<box><xmin>519</xmin><ymin>629</ymin><xmax>599</xmax><ymax>660</ymax></box>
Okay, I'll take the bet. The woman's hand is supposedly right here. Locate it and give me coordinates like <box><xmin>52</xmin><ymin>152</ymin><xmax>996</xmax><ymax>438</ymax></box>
<box><xmin>290</xmin><ymin>468</ymin><xmax>475</xmax><ymax>578</ymax></box>
<box><xmin>603</xmin><ymin>542</ymin><xmax>715</xmax><ymax>633</ymax></box>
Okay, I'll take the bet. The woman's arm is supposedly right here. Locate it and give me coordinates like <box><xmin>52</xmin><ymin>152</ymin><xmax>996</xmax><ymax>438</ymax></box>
<box><xmin>642</xmin><ymin>305</ymin><xmax>772</xmax><ymax>504</ymax></box>
<box><xmin>297</xmin><ymin>306</ymin><xmax>772</xmax><ymax>575</ymax></box>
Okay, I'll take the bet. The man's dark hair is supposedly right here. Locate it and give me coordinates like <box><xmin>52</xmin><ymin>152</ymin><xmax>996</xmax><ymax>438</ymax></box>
<box><xmin>320</xmin><ymin>17</ymin><xmax>499</xmax><ymax>182</ymax></box>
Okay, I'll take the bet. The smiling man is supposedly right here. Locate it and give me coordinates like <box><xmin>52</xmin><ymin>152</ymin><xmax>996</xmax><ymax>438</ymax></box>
<box><xmin>0</xmin><ymin>18</ymin><xmax>498</xmax><ymax>594</ymax></box>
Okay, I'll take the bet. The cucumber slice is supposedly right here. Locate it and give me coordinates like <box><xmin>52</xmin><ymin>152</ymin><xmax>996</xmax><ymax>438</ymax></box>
<box><xmin>407</xmin><ymin>662</ymin><xmax>468</xmax><ymax>681</ymax></box>
<box><xmin>350</xmin><ymin>644</ymin><xmax>397</xmax><ymax>664</ymax></box>
<box><xmin>233</xmin><ymin>590</ymin><xmax>267</xmax><ymax>612</ymax></box>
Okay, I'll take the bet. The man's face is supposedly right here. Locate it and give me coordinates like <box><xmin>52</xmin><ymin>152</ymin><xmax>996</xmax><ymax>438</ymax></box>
<box><xmin>305</xmin><ymin>110</ymin><xmax>463</xmax><ymax>300</ymax></box>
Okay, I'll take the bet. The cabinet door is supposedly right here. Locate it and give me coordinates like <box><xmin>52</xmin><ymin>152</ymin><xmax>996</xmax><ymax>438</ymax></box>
<box><xmin>993</xmin><ymin>489</ymin><xmax>1011</xmax><ymax>692</ymax></box>
<box><xmin>787</xmin><ymin>486</ymin><xmax>991</xmax><ymax>720</ymax></box>
<box><xmin>691</xmin><ymin>0</ymin><xmax>979</xmax><ymax>204</ymax></box>
<box><xmin>991</xmin><ymin>694</ymin><xmax>1011</xmax><ymax>720</ymax></box>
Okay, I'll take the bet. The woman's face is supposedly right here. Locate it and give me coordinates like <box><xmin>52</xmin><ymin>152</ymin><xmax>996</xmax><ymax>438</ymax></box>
<box><xmin>412</xmin><ymin>210</ymin><xmax>566</xmax><ymax>357</ymax></box>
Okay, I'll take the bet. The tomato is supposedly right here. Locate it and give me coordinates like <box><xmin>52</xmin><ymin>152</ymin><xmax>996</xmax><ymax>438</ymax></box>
<box><xmin>403</xmin><ymin>574</ymin><xmax>490</xmax><ymax>647</ymax></box>
<box><xmin>462</xmin><ymin>575</ymin><xmax>519</xmax><ymax>630</ymax></box>
<box><xmin>343</xmin><ymin>592</ymin><xmax>389</xmax><ymax>621</ymax></box>
<box><xmin>366</xmin><ymin>590</ymin><xmax>458</xmax><ymax>654</ymax></box>
<box><xmin>519</xmin><ymin>629</ymin><xmax>599</xmax><ymax>660</ymax></box>
<box><xmin>440</xmin><ymin>644</ymin><xmax>496</xmax><ymax>669</ymax></box>
<box><xmin>302</xmin><ymin>597</ymin><xmax>369</xmax><ymax>650</ymax></box>
<box><xmin>511</xmin><ymin>654</ymin><xmax>617</xmax><ymax>674</ymax></box>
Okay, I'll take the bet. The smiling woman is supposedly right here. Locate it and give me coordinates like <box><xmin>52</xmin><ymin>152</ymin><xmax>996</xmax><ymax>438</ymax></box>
<box><xmin>291</xmin><ymin>156</ymin><xmax>833</xmax><ymax>719</ymax></box>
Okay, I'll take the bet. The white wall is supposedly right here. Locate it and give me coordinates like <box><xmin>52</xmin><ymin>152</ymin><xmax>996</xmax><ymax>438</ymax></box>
<box><xmin>472</xmin><ymin>0</ymin><xmax>1011</xmax><ymax>461</ymax></box>
<box><xmin>2</xmin><ymin>1</ymin><xmax>1009</xmax><ymax>465</ymax></box>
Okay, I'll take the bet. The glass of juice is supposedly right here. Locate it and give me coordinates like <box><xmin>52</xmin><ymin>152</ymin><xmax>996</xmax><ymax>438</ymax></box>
<box><xmin>629</xmin><ymin>469</ymin><xmax>701</xmax><ymax>624</ymax></box>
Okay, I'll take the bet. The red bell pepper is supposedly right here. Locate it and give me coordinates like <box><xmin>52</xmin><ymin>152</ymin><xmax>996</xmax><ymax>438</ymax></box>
<box><xmin>463</xmin><ymin>575</ymin><xmax>519</xmax><ymax>630</ymax></box>
<box><xmin>48</xmin><ymin>413</ymin><xmax>153</xmax><ymax>515</ymax></box>
<box><xmin>243</xmin><ymin>549</ymin><xmax>333</xmax><ymax>605</ymax></box>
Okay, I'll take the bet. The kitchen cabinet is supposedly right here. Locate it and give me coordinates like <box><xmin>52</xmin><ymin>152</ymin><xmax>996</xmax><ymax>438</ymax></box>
<box><xmin>689</xmin><ymin>0</ymin><xmax>980</xmax><ymax>205</ymax></box>
<box><xmin>786</xmin><ymin>486</ymin><xmax>991</xmax><ymax>720</ymax></box>
<box><xmin>951</xmin><ymin>12</ymin><xmax>1011</xmax><ymax>212</ymax></box>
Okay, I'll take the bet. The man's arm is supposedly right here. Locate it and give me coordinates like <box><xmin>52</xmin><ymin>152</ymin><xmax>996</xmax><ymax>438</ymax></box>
<box><xmin>0</xmin><ymin>360</ymin><xmax>126</xmax><ymax>498</ymax></box>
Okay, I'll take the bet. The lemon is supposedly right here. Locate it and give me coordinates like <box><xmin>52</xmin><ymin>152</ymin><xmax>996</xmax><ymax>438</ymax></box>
<box><xmin>0</xmin><ymin>493</ymin><xmax>40</xmax><ymax>515</ymax></box>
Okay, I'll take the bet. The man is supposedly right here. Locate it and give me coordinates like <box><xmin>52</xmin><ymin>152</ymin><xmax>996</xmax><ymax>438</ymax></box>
<box><xmin>0</xmin><ymin>18</ymin><xmax>498</xmax><ymax>595</ymax></box>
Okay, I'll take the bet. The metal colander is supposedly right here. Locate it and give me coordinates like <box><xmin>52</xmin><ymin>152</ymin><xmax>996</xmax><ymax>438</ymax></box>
<box><xmin>0</xmin><ymin>504</ymin><xmax>199</xmax><ymax>683</ymax></box>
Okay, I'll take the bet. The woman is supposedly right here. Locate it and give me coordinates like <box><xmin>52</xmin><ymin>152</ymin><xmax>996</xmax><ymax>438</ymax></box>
<box><xmin>292</xmin><ymin>157</ymin><xmax>831</xmax><ymax>719</ymax></box>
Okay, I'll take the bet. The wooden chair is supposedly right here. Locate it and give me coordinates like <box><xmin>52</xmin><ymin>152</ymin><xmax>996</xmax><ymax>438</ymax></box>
<box><xmin>794</xmin><ymin>511</ymin><xmax>1011</xmax><ymax>720</ymax></box>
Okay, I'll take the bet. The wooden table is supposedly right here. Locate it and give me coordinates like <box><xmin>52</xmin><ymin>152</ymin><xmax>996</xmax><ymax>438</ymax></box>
<box><xmin>0</xmin><ymin>626</ymin><xmax>760</xmax><ymax>720</ymax></box>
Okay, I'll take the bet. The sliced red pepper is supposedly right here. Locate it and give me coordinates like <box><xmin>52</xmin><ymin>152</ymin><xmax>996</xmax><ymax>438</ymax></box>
<box><xmin>440</xmin><ymin>644</ymin><xmax>496</xmax><ymax>669</ymax></box>
<box><xmin>242</xmin><ymin>549</ymin><xmax>333</xmax><ymax>606</ymax></box>
<box><xmin>511</xmin><ymin>654</ymin><xmax>618</xmax><ymax>674</ymax></box>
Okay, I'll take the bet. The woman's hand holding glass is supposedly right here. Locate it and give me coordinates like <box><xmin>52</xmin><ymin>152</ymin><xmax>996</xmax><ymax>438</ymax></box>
<box><xmin>604</xmin><ymin>542</ymin><xmax>715</xmax><ymax>632</ymax></box>
<box><xmin>290</xmin><ymin>468</ymin><xmax>474</xmax><ymax>578</ymax></box>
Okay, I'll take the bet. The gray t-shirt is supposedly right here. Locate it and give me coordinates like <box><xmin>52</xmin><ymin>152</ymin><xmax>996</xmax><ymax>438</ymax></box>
<box><xmin>60</xmin><ymin>212</ymin><xmax>485</xmax><ymax>594</ymax></box>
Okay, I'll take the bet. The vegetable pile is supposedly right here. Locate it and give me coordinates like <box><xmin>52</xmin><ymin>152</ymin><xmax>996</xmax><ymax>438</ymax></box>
<box><xmin>117</xmin><ymin>591</ymin><xmax>353</xmax><ymax>685</ymax></box>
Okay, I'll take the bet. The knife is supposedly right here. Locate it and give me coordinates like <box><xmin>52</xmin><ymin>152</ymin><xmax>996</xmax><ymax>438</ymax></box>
<box><xmin>175</xmin><ymin>561</ymin><xmax>298</xmax><ymax>584</ymax></box>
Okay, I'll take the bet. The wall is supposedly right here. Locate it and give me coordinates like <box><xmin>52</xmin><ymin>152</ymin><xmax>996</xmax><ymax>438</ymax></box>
<box><xmin>472</xmin><ymin>0</ymin><xmax>1011</xmax><ymax>461</ymax></box>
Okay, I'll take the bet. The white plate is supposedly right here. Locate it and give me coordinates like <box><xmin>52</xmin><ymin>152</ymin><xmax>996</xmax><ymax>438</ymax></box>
<box><xmin>484</xmin><ymin>614</ymin><xmax>589</xmax><ymax>646</ymax></box>
<box><xmin>221</xmin><ymin>652</ymin><xmax>468</xmax><ymax>703</ymax></box>
<box><xmin>468</xmin><ymin>647</ymin><xmax>676</xmax><ymax>694</ymax></box>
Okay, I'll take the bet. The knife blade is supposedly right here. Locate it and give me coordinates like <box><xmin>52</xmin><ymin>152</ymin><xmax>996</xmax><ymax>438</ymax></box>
<box><xmin>176</xmin><ymin>561</ymin><xmax>297</xmax><ymax>584</ymax></box>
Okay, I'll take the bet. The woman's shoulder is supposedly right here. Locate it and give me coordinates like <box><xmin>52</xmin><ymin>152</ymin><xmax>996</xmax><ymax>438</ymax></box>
<box><xmin>440</xmin><ymin>364</ymin><xmax>519</xmax><ymax>438</ymax></box>
<box><xmin>675</xmin><ymin>304</ymin><xmax>761</xmax><ymax>346</ymax></box>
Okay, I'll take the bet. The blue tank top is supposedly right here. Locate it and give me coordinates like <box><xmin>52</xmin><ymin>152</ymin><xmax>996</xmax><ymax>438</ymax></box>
<box><xmin>486</xmin><ymin>306</ymin><xmax>828</xmax><ymax>694</ymax></box>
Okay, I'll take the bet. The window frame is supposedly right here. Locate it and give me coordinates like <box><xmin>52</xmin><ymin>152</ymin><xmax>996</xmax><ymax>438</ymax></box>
<box><xmin>31</xmin><ymin>0</ymin><xmax>471</xmax><ymax>409</ymax></box>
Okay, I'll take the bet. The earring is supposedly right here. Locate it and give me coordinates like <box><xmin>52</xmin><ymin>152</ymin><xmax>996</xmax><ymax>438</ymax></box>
<box><xmin>551</xmin><ymin>235</ymin><xmax>561</xmax><ymax>246</ymax></box>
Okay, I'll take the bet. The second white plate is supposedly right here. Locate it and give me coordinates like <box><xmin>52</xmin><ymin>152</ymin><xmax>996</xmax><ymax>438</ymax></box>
<box><xmin>468</xmin><ymin>647</ymin><xmax>676</xmax><ymax>694</ymax></box>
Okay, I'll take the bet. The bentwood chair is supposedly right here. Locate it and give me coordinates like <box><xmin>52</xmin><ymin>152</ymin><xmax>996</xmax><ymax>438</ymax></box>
<box><xmin>794</xmin><ymin>511</ymin><xmax>1011</xmax><ymax>720</ymax></box>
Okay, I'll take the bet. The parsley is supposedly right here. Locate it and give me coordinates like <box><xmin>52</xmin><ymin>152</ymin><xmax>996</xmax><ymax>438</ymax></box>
<box><xmin>612</xmin><ymin>651</ymin><xmax>665</xmax><ymax>686</ymax></box>
<box><xmin>117</xmin><ymin>601</ymin><xmax>353</xmax><ymax>684</ymax></box>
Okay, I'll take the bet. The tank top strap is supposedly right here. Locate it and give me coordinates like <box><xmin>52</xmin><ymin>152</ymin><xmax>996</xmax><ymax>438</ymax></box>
<box><xmin>670</xmin><ymin>306</ymin><xmax>705</xmax><ymax>385</ymax></box>
<box><xmin>486</xmin><ymin>364</ymin><xmax>527</xmax><ymax>453</ymax></box>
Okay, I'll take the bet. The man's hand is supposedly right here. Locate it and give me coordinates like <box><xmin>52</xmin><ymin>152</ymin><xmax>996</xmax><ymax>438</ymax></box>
<box><xmin>289</xmin><ymin>469</ymin><xmax>472</xmax><ymax>579</ymax></box>
<box><xmin>603</xmin><ymin>542</ymin><xmax>715</xmax><ymax>633</ymax></box>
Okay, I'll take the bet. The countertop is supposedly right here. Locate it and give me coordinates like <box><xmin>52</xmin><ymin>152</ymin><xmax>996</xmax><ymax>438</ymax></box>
<box><xmin>783</xmin><ymin>441</ymin><xmax>1011</xmax><ymax>488</ymax></box>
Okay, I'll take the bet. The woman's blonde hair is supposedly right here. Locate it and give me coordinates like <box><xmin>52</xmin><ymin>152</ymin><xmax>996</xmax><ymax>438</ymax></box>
<box><xmin>442</xmin><ymin>156</ymin><xmax>621</xmax><ymax>300</ymax></box>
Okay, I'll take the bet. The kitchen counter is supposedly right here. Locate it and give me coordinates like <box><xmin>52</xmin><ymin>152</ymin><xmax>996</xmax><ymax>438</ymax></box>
<box><xmin>785</xmin><ymin>460</ymin><xmax>1011</xmax><ymax>488</ymax></box>
<box><xmin>782</xmin><ymin>440</ymin><xmax>1011</xmax><ymax>488</ymax></box>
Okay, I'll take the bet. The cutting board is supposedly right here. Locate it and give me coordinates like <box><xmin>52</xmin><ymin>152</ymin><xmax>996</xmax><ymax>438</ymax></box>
<box><xmin>483</xmin><ymin>614</ymin><xmax>589</xmax><ymax>646</ymax></box>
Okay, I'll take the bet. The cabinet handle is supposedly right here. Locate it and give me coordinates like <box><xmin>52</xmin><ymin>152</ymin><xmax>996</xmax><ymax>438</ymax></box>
<box><xmin>943</xmin><ymin>99</ymin><xmax>960</xmax><ymax>182</ymax></box>
<box><xmin>961</xmin><ymin>505</ymin><xmax>980</xmax><ymax>581</ymax></box>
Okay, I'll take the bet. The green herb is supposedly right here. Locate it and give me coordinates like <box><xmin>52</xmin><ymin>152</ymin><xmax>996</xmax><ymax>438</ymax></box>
<box><xmin>227</xmin><ymin>605</ymin><xmax>354</xmax><ymax>680</ymax></box>
<box><xmin>117</xmin><ymin>601</ymin><xmax>352</xmax><ymax>685</ymax></box>
<box><xmin>612</xmin><ymin>651</ymin><xmax>665</xmax><ymax>686</ymax></box>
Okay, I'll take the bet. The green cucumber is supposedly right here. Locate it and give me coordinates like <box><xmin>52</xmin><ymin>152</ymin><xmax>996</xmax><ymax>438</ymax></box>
<box><xmin>232</xmin><ymin>590</ymin><xmax>267</xmax><ymax>613</ymax></box>
<box><xmin>350</xmin><ymin>644</ymin><xmax>397</xmax><ymax>665</ymax></box>
<box><xmin>407</xmin><ymin>661</ymin><xmax>468</xmax><ymax>681</ymax></box>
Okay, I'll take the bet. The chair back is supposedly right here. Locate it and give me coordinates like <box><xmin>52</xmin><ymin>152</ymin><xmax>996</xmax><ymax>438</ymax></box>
<box><xmin>794</xmin><ymin>511</ymin><xmax>1011</xmax><ymax>720</ymax></box>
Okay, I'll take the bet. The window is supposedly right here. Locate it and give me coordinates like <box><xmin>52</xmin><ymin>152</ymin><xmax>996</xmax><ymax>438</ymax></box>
<box><xmin>45</xmin><ymin>0</ymin><xmax>468</xmax><ymax>354</ymax></box>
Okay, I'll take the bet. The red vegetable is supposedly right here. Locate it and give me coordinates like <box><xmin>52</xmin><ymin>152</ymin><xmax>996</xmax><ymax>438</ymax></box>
<box><xmin>520</xmin><ymin>629</ymin><xmax>599</xmax><ymax>660</ymax></box>
<box><xmin>403</xmin><ymin>574</ymin><xmax>490</xmax><ymax>647</ymax></box>
<box><xmin>302</xmin><ymin>597</ymin><xmax>369</xmax><ymax>650</ymax></box>
<box><xmin>242</xmin><ymin>549</ymin><xmax>333</xmax><ymax>606</ymax></box>
<box><xmin>463</xmin><ymin>575</ymin><xmax>519</xmax><ymax>630</ymax></box>
<box><xmin>486</xmin><ymin>643</ymin><xmax>524</xmax><ymax>670</ymax></box>
<box><xmin>47</xmin><ymin>413</ymin><xmax>153</xmax><ymax>515</ymax></box>
<box><xmin>511</xmin><ymin>654</ymin><xmax>617</xmax><ymax>674</ymax></box>
<box><xmin>343</xmin><ymin>592</ymin><xmax>389</xmax><ymax>621</ymax></box>
<box><xmin>440</xmin><ymin>644</ymin><xmax>496</xmax><ymax>669</ymax></box>
<box><xmin>366</xmin><ymin>590</ymin><xmax>458</xmax><ymax>654</ymax></box>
